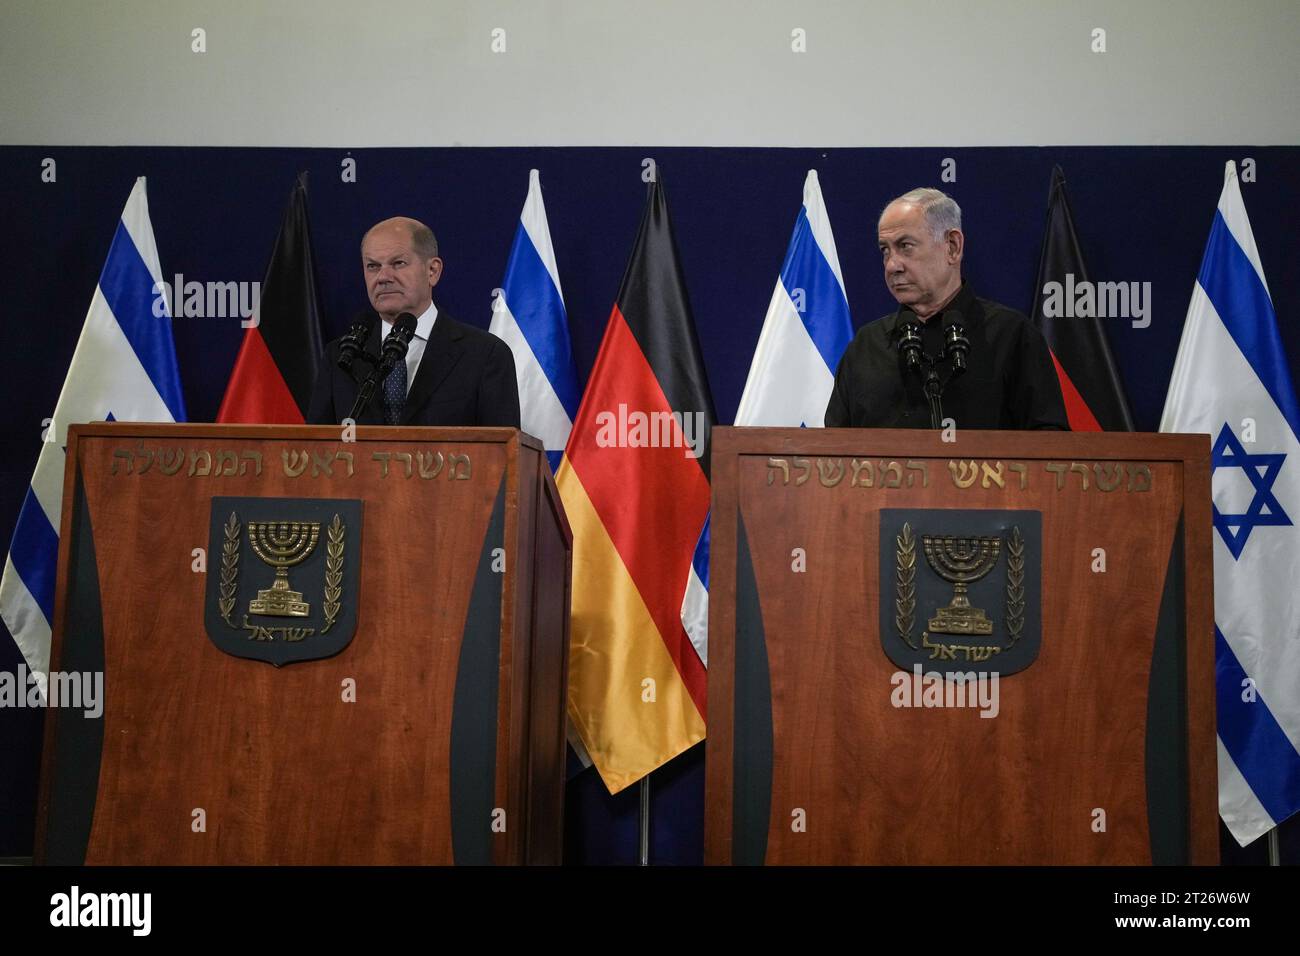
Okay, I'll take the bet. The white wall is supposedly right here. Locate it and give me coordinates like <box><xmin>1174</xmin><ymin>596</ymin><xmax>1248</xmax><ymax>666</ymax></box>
<box><xmin>2</xmin><ymin>0</ymin><xmax>1297</xmax><ymax>147</ymax></box>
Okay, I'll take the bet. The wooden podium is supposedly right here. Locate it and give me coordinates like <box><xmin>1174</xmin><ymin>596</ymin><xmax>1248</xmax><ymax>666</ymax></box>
<box><xmin>36</xmin><ymin>424</ymin><xmax>571</xmax><ymax>865</ymax></box>
<box><xmin>704</xmin><ymin>427</ymin><xmax>1217</xmax><ymax>865</ymax></box>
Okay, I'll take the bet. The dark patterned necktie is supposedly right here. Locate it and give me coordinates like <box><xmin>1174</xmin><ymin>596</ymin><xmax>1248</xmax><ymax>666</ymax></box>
<box><xmin>382</xmin><ymin>351</ymin><xmax>407</xmax><ymax>425</ymax></box>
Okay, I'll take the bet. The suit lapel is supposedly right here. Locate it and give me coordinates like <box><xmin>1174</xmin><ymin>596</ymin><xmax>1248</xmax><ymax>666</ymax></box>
<box><xmin>401</xmin><ymin>310</ymin><xmax>466</xmax><ymax>424</ymax></box>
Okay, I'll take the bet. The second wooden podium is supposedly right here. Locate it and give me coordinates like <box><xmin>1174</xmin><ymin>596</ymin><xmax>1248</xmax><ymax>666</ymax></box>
<box><xmin>704</xmin><ymin>427</ymin><xmax>1217</xmax><ymax>865</ymax></box>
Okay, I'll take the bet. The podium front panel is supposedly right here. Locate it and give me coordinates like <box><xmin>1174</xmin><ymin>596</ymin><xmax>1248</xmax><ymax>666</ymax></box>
<box><xmin>37</xmin><ymin>424</ymin><xmax>569</xmax><ymax>865</ymax></box>
<box><xmin>704</xmin><ymin>428</ymin><xmax>1216</xmax><ymax>866</ymax></box>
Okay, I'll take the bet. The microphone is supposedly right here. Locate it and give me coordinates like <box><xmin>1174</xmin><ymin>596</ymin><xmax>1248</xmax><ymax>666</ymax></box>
<box><xmin>379</xmin><ymin>312</ymin><xmax>418</xmax><ymax>381</ymax></box>
<box><xmin>942</xmin><ymin>310</ymin><xmax>970</xmax><ymax>376</ymax></box>
<box><xmin>896</xmin><ymin>311</ymin><xmax>924</xmax><ymax>374</ymax></box>
<box><xmin>345</xmin><ymin>312</ymin><xmax>419</xmax><ymax>424</ymax></box>
<box><xmin>338</xmin><ymin>311</ymin><xmax>378</xmax><ymax>373</ymax></box>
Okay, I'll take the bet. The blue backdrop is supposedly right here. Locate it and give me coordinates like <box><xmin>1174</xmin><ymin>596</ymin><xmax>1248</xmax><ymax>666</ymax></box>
<box><xmin>2</xmin><ymin>145</ymin><xmax>1298</xmax><ymax>863</ymax></box>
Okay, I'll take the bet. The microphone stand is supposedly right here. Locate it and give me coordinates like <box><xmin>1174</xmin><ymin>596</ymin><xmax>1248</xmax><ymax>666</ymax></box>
<box><xmin>922</xmin><ymin>366</ymin><xmax>945</xmax><ymax>430</ymax></box>
<box><xmin>899</xmin><ymin>313</ymin><xmax>968</xmax><ymax>431</ymax></box>
<box><xmin>347</xmin><ymin>368</ymin><xmax>386</xmax><ymax>423</ymax></box>
<box><xmin>346</xmin><ymin>314</ymin><xmax>416</xmax><ymax>423</ymax></box>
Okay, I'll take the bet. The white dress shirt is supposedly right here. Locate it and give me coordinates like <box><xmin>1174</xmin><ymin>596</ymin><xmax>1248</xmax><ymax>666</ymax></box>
<box><xmin>380</xmin><ymin>302</ymin><xmax>437</xmax><ymax>397</ymax></box>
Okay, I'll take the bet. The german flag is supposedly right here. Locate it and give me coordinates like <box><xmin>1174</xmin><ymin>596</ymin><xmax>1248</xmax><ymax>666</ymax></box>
<box><xmin>557</xmin><ymin>177</ymin><xmax>716</xmax><ymax>793</ymax></box>
<box><xmin>1030</xmin><ymin>165</ymin><xmax>1135</xmax><ymax>431</ymax></box>
<box><xmin>217</xmin><ymin>173</ymin><xmax>324</xmax><ymax>423</ymax></box>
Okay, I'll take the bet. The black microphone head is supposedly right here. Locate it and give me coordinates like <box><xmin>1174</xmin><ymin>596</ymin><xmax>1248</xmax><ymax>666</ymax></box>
<box><xmin>345</xmin><ymin>309</ymin><xmax>378</xmax><ymax>338</ymax></box>
<box><xmin>393</xmin><ymin>311</ymin><xmax>418</xmax><ymax>333</ymax></box>
<box><xmin>338</xmin><ymin>310</ymin><xmax>380</xmax><ymax>372</ymax></box>
<box><xmin>896</xmin><ymin>310</ymin><xmax>924</xmax><ymax>372</ymax></box>
<box><xmin>380</xmin><ymin>312</ymin><xmax>419</xmax><ymax>365</ymax></box>
<box><xmin>942</xmin><ymin>310</ymin><xmax>970</xmax><ymax>374</ymax></box>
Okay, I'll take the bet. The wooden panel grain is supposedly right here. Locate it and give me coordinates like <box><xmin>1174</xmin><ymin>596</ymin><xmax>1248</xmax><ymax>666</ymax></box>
<box><xmin>495</xmin><ymin>436</ymin><xmax>532</xmax><ymax>865</ymax></box>
<box><xmin>703</xmin><ymin>427</ymin><xmax>741</xmax><ymax>864</ymax></box>
<box><xmin>64</xmin><ymin>427</ymin><xmax>510</xmax><ymax>864</ymax></box>
<box><xmin>523</xmin><ymin>455</ymin><xmax>573</xmax><ymax>864</ymax></box>
<box><xmin>1182</xmin><ymin>441</ymin><xmax>1218</xmax><ymax>864</ymax></box>
<box><xmin>705</xmin><ymin>427</ymin><xmax>1215</xmax><ymax>865</ymax></box>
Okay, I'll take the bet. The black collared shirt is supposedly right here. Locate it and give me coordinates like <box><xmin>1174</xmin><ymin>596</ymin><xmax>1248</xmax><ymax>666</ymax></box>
<box><xmin>824</xmin><ymin>282</ymin><xmax>1069</xmax><ymax>430</ymax></box>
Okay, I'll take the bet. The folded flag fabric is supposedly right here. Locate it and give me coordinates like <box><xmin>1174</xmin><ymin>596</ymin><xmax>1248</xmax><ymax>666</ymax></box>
<box><xmin>1</xmin><ymin>177</ymin><xmax>186</xmax><ymax>695</ymax></box>
<box><xmin>489</xmin><ymin>169</ymin><xmax>580</xmax><ymax>473</ymax></box>
<box><xmin>557</xmin><ymin>176</ymin><xmax>715</xmax><ymax>793</ymax></box>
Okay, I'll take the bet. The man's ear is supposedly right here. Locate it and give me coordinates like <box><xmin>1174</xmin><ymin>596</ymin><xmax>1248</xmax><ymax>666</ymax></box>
<box><xmin>428</xmin><ymin>256</ymin><xmax>444</xmax><ymax>289</ymax></box>
<box><xmin>946</xmin><ymin>229</ymin><xmax>964</xmax><ymax>264</ymax></box>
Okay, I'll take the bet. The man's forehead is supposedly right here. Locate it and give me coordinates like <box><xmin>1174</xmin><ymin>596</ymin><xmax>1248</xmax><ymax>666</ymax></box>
<box><xmin>879</xmin><ymin>201</ymin><xmax>925</xmax><ymax>231</ymax></box>
<box><xmin>361</xmin><ymin>232</ymin><xmax>415</xmax><ymax>260</ymax></box>
<box><xmin>878</xmin><ymin>223</ymin><xmax>925</xmax><ymax>244</ymax></box>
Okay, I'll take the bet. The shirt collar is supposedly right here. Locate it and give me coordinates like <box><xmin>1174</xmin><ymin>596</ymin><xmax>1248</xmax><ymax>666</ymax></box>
<box><xmin>886</xmin><ymin>280</ymin><xmax>981</xmax><ymax>336</ymax></box>
<box><xmin>382</xmin><ymin>301</ymin><xmax>437</xmax><ymax>342</ymax></box>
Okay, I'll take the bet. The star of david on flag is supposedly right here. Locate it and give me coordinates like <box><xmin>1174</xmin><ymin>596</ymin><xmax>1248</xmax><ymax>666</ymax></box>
<box><xmin>1161</xmin><ymin>161</ymin><xmax>1300</xmax><ymax>846</ymax></box>
<box><xmin>1210</xmin><ymin>423</ymin><xmax>1291</xmax><ymax>560</ymax></box>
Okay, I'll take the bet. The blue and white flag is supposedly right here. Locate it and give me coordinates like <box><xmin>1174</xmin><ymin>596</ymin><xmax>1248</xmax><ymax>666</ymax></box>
<box><xmin>489</xmin><ymin>169</ymin><xmax>580</xmax><ymax>473</ymax></box>
<box><xmin>1159</xmin><ymin>160</ymin><xmax>1300</xmax><ymax>846</ymax></box>
<box><xmin>733</xmin><ymin>169</ymin><xmax>853</xmax><ymax>428</ymax></box>
<box><xmin>0</xmin><ymin>177</ymin><xmax>186</xmax><ymax>695</ymax></box>
<box><xmin>681</xmin><ymin>170</ymin><xmax>853</xmax><ymax>666</ymax></box>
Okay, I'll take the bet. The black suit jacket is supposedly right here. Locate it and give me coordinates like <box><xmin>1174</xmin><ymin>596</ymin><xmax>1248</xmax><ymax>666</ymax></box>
<box><xmin>307</xmin><ymin>309</ymin><xmax>521</xmax><ymax>427</ymax></box>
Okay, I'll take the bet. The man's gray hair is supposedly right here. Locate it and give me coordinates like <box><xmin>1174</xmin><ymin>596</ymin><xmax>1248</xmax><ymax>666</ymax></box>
<box><xmin>881</xmin><ymin>188</ymin><xmax>962</xmax><ymax>241</ymax></box>
<box><xmin>409</xmin><ymin>222</ymin><xmax>439</xmax><ymax>260</ymax></box>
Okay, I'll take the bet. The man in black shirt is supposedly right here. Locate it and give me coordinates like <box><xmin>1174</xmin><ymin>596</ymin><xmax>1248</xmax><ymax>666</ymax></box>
<box><xmin>825</xmin><ymin>188</ymin><xmax>1068</xmax><ymax>430</ymax></box>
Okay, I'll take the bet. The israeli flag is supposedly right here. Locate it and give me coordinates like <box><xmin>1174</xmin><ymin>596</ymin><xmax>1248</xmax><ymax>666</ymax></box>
<box><xmin>489</xmin><ymin>169</ymin><xmax>580</xmax><ymax>473</ymax></box>
<box><xmin>0</xmin><ymin>177</ymin><xmax>187</xmax><ymax>695</ymax></box>
<box><xmin>681</xmin><ymin>170</ymin><xmax>853</xmax><ymax>666</ymax></box>
<box><xmin>1160</xmin><ymin>161</ymin><xmax>1300</xmax><ymax>846</ymax></box>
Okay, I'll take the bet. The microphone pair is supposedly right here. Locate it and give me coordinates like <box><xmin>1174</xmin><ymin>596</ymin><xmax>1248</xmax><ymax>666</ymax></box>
<box><xmin>337</xmin><ymin>310</ymin><xmax>418</xmax><ymax>376</ymax></box>
<box><xmin>896</xmin><ymin>309</ymin><xmax>970</xmax><ymax>376</ymax></box>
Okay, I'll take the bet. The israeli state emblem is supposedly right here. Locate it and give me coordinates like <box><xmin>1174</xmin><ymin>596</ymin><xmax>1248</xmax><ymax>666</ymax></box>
<box><xmin>204</xmin><ymin>496</ymin><xmax>363</xmax><ymax>665</ymax></box>
<box><xmin>879</xmin><ymin>509</ymin><xmax>1042</xmax><ymax>676</ymax></box>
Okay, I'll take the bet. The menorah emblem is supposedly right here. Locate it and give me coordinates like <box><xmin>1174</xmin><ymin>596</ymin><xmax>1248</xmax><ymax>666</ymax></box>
<box><xmin>921</xmin><ymin>533</ymin><xmax>1001</xmax><ymax>635</ymax></box>
<box><xmin>247</xmin><ymin>520</ymin><xmax>321</xmax><ymax>617</ymax></box>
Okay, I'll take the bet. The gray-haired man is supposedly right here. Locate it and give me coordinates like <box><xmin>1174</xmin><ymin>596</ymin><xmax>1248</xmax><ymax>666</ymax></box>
<box><xmin>825</xmin><ymin>188</ymin><xmax>1067</xmax><ymax>430</ymax></box>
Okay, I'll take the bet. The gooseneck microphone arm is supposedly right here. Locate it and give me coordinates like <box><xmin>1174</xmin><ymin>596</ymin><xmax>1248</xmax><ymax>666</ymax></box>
<box><xmin>347</xmin><ymin>312</ymin><xmax>417</xmax><ymax>423</ymax></box>
<box><xmin>922</xmin><ymin>366</ymin><xmax>945</xmax><ymax>430</ymax></box>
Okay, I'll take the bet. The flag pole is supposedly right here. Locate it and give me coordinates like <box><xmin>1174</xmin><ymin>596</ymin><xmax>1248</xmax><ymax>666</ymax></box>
<box><xmin>638</xmin><ymin>776</ymin><xmax>651</xmax><ymax>865</ymax></box>
<box><xmin>1268</xmin><ymin>827</ymin><xmax>1280</xmax><ymax>865</ymax></box>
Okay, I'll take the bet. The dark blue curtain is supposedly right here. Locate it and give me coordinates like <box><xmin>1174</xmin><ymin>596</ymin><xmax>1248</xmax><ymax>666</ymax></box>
<box><xmin>2</xmin><ymin>145</ymin><xmax>1297</xmax><ymax>863</ymax></box>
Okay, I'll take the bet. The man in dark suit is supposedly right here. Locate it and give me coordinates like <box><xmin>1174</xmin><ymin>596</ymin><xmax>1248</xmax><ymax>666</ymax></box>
<box><xmin>308</xmin><ymin>216</ymin><xmax>520</xmax><ymax>427</ymax></box>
